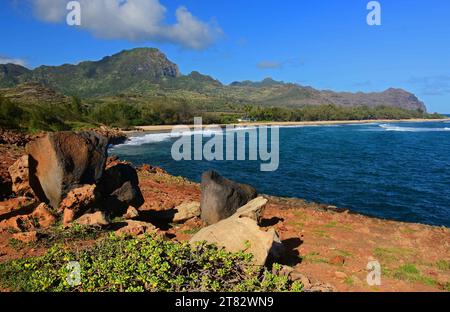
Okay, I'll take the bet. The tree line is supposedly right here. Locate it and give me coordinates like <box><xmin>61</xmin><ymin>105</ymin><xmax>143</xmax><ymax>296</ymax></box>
<box><xmin>0</xmin><ymin>94</ymin><xmax>443</xmax><ymax>132</ymax></box>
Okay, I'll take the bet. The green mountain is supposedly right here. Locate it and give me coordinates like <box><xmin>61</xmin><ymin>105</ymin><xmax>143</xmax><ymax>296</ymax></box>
<box><xmin>0</xmin><ymin>64</ymin><xmax>30</xmax><ymax>88</ymax></box>
<box><xmin>8</xmin><ymin>48</ymin><xmax>180</xmax><ymax>98</ymax></box>
<box><xmin>0</xmin><ymin>47</ymin><xmax>427</xmax><ymax>112</ymax></box>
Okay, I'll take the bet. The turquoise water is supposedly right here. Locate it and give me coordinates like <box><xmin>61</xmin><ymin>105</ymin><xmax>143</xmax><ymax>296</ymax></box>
<box><xmin>111</xmin><ymin>121</ymin><xmax>450</xmax><ymax>227</ymax></box>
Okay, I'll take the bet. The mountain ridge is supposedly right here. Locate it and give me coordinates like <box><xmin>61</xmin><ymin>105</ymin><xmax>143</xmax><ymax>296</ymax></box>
<box><xmin>0</xmin><ymin>47</ymin><xmax>427</xmax><ymax>112</ymax></box>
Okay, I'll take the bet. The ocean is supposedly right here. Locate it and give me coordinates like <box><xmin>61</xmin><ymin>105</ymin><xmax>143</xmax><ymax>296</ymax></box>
<box><xmin>111</xmin><ymin>121</ymin><xmax>450</xmax><ymax>227</ymax></box>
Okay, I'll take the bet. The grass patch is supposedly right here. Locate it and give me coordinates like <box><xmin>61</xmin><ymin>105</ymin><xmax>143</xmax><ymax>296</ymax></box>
<box><xmin>399</xmin><ymin>227</ymin><xmax>418</xmax><ymax>235</ymax></box>
<box><xmin>385</xmin><ymin>264</ymin><xmax>437</xmax><ymax>286</ymax></box>
<box><xmin>36</xmin><ymin>224</ymin><xmax>104</xmax><ymax>247</ymax></box>
<box><xmin>436</xmin><ymin>260</ymin><xmax>450</xmax><ymax>272</ymax></box>
<box><xmin>292</xmin><ymin>210</ymin><xmax>309</xmax><ymax>221</ymax></box>
<box><xmin>312</xmin><ymin>229</ymin><xmax>330</xmax><ymax>239</ymax></box>
<box><xmin>373</xmin><ymin>247</ymin><xmax>414</xmax><ymax>263</ymax></box>
<box><xmin>335</xmin><ymin>249</ymin><xmax>353</xmax><ymax>258</ymax></box>
<box><xmin>0</xmin><ymin>234</ymin><xmax>303</xmax><ymax>292</ymax></box>
<box><xmin>8</xmin><ymin>238</ymin><xmax>27</xmax><ymax>251</ymax></box>
<box><xmin>181</xmin><ymin>227</ymin><xmax>201</xmax><ymax>235</ymax></box>
<box><xmin>344</xmin><ymin>276</ymin><xmax>354</xmax><ymax>286</ymax></box>
<box><xmin>322</xmin><ymin>221</ymin><xmax>338</xmax><ymax>229</ymax></box>
<box><xmin>443</xmin><ymin>282</ymin><xmax>450</xmax><ymax>291</ymax></box>
<box><xmin>302</xmin><ymin>252</ymin><xmax>328</xmax><ymax>264</ymax></box>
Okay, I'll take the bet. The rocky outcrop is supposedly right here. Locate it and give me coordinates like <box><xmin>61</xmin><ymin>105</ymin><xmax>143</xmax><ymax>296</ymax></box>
<box><xmin>233</xmin><ymin>197</ymin><xmax>267</xmax><ymax>223</ymax></box>
<box><xmin>0</xmin><ymin>129</ymin><xmax>36</xmax><ymax>146</ymax></box>
<box><xmin>12</xmin><ymin>231</ymin><xmax>38</xmax><ymax>243</ymax></box>
<box><xmin>0</xmin><ymin>197</ymin><xmax>37</xmax><ymax>221</ymax></box>
<box><xmin>123</xmin><ymin>206</ymin><xmax>139</xmax><ymax>220</ymax></box>
<box><xmin>115</xmin><ymin>220</ymin><xmax>157</xmax><ymax>237</ymax></box>
<box><xmin>32</xmin><ymin>203</ymin><xmax>56</xmax><ymax>228</ymax></box>
<box><xmin>59</xmin><ymin>184</ymin><xmax>97</xmax><ymax>226</ymax></box>
<box><xmin>0</xmin><ymin>202</ymin><xmax>55</xmax><ymax>231</ymax></box>
<box><xmin>26</xmin><ymin>131</ymin><xmax>108</xmax><ymax>208</ymax></box>
<box><xmin>1</xmin><ymin>132</ymin><xmax>146</xmax><ymax>229</ymax></box>
<box><xmin>191</xmin><ymin>218</ymin><xmax>277</xmax><ymax>266</ymax></box>
<box><xmin>8</xmin><ymin>155</ymin><xmax>34</xmax><ymax>197</ymax></box>
<box><xmin>98</xmin><ymin>163</ymin><xmax>144</xmax><ymax>215</ymax></box>
<box><xmin>172</xmin><ymin>202</ymin><xmax>201</xmax><ymax>223</ymax></box>
<box><xmin>75</xmin><ymin>211</ymin><xmax>110</xmax><ymax>227</ymax></box>
<box><xmin>93</xmin><ymin>126</ymin><xmax>128</xmax><ymax>145</ymax></box>
<box><xmin>191</xmin><ymin>196</ymin><xmax>277</xmax><ymax>266</ymax></box>
<box><xmin>200</xmin><ymin>171</ymin><xmax>257</xmax><ymax>225</ymax></box>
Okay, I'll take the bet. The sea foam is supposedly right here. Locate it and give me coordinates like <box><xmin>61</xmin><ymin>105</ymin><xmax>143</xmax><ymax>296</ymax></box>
<box><xmin>379</xmin><ymin>124</ymin><xmax>450</xmax><ymax>132</ymax></box>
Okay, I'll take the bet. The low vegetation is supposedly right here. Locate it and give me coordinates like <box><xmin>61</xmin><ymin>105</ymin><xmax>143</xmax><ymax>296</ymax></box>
<box><xmin>0</xmin><ymin>234</ymin><xmax>302</xmax><ymax>292</ymax></box>
<box><xmin>0</xmin><ymin>89</ymin><xmax>444</xmax><ymax>132</ymax></box>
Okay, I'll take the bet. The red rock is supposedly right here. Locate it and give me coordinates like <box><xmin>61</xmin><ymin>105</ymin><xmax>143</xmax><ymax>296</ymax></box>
<box><xmin>63</xmin><ymin>208</ymin><xmax>76</xmax><ymax>227</ymax></box>
<box><xmin>31</xmin><ymin>203</ymin><xmax>56</xmax><ymax>228</ymax></box>
<box><xmin>0</xmin><ymin>215</ymin><xmax>34</xmax><ymax>232</ymax></box>
<box><xmin>0</xmin><ymin>197</ymin><xmax>37</xmax><ymax>220</ymax></box>
<box><xmin>334</xmin><ymin>271</ymin><xmax>347</xmax><ymax>279</ymax></box>
<box><xmin>115</xmin><ymin>220</ymin><xmax>157</xmax><ymax>237</ymax></box>
<box><xmin>75</xmin><ymin>211</ymin><xmax>110</xmax><ymax>226</ymax></box>
<box><xmin>8</xmin><ymin>155</ymin><xmax>35</xmax><ymax>197</ymax></box>
<box><xmin>59</xmin><ymin>184</ymin><xmax>97</xmax><ymax>215</ymax></box>
<box><xmin>329</xmin><ymin>255</ymin><xmax>346</xmax><ymax>265</ymax></box>
<box><xmin>12</xmin><ymin>231</ymin><xmax>38</xmax><ymax>243</ymax></box>
<box><xmin>123</xmin><ymin>206</ymin><xmax>139</xmax><ymax>219</ymax></box>
<box><xmin>26</xmin><ymin>132</ymin><xmax>107</xmax><ymax>208</ymax></box>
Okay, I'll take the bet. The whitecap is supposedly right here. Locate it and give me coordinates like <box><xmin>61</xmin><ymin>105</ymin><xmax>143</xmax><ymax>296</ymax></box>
<box><xmin>112</xmin><ymin>126</ymin><xmax>259</xmax><ymax>148</ymax></box>
<box><xmin>379</xmin><ymin>124</ymin><xmax>450</xmax><ymax>132</ymax></box>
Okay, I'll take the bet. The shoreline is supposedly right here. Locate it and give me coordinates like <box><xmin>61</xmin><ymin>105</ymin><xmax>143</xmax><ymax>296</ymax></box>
<box><xmin>1</xmin><ymin>133</ymin><xmax>449</xmax><ymax>292</ymax></box>
<box><xmin>133</xmin><ymin>117</ymin><xmax>450</xmax><ymax>133</ymax></box>
<box><xmin>117</xmin><ymin>118</ymin><xmax>450</xmax><ymax>229</ymax></box>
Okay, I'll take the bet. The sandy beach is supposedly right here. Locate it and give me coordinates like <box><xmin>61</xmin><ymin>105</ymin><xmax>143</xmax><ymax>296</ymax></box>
<box><xmin>134</xmin><ymin>118</ymin><xmax>450</xmax><ymax>133</ymax></box>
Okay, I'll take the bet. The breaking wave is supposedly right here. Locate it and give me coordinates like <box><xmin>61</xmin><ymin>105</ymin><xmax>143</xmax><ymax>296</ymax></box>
<box><xmin>379</xmin><ymin>124</ymin><xmax>450</xmax><ymax>132</ymax></box>
<box><xmin>112</xmin><ymin>126</ymin><xmax>260</xmax><ymax>147</ymax></box>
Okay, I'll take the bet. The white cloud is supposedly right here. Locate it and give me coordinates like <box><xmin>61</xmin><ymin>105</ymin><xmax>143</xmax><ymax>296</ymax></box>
<box><xmin>0</xmin><ymin>56</ymin><xmax>27</xmax><ymax>67</ymax></box>
<box><xmin>30</xmin><ymin>0</ymin><xmax>222</xmax><ymax>50</ymax></box>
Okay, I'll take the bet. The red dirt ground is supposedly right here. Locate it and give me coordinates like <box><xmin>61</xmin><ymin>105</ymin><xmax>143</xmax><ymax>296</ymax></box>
<box><xmin>0</xmin><ymin>146</ymin><xmax>449</xmax><ymax>292</ymax></box>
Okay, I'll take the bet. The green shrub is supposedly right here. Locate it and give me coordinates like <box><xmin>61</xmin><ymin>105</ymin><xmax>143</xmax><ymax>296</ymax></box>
<box><xmin>0</xmin><ymin>96</ymin><xmax>25</xmax><ymax>128</ymax></box>
<box><xmin>0</xmin><ymin>234</ymin><xmax>302</xmax><ymax>292</ymax></box>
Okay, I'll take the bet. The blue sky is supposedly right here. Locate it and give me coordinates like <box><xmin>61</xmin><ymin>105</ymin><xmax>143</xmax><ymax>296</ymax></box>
<box><xmin>1</xmin><ymin>0</ymin><xmax>449</xmax><ymax>113</ymax></box>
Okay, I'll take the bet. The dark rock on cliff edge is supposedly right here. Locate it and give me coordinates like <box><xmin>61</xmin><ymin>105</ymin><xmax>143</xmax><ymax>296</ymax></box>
<box><xmin>200</xmin><ymin>170</ymin><xmax>257</xmax><ymax>225</ymax></box>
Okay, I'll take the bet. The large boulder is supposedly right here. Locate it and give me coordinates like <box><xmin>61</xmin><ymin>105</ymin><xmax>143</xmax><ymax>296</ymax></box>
<box><xmin>200</xmin><ymin>171</ymin><xmax>257</xmax><ymax>225</ymax></box>
<box><xmin>191</xmin><ymin>196</ymin><xmax>275</xmax><ymax>266</ymax></box>
<box><xmin>98</xmin><ymin>164</ymin><xmax>144</xmax><ymax>215</ymax></box>
<box><xmin>26</xmin><ymin>131</ymin><xmax>108</xmax><ymax>208</ymax></box>
<box><xmin>190</xmin><ymin>217</ymin><xmax>278</xmax><ymax>266</ymax></box>
<box><xmin>234</xmin><ymin>197</ymin><xmax>267</xmax><ymax>224</ymax></box>
<box><xmin>8</xmin><ymin>155</ymin><xmax>35</xmax><ymax>198</ymax></box>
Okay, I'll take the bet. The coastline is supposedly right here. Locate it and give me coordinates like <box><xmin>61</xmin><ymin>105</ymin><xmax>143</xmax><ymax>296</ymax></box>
<box><xmin>134</xmin><ymin>117</ymin><xmax>450</xmax><ymax>133</ymax></box>
<box><xmin>1</xmin><ymin>135</ymin><xmax>449</xmax><ymax>292</ymax></box>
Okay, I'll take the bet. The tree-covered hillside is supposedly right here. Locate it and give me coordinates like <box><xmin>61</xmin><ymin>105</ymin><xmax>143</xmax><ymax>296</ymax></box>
<box><xmin>0</xmin><ymin>48</ymin><xmax>427</xmax><ymax>112</ymax></box>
